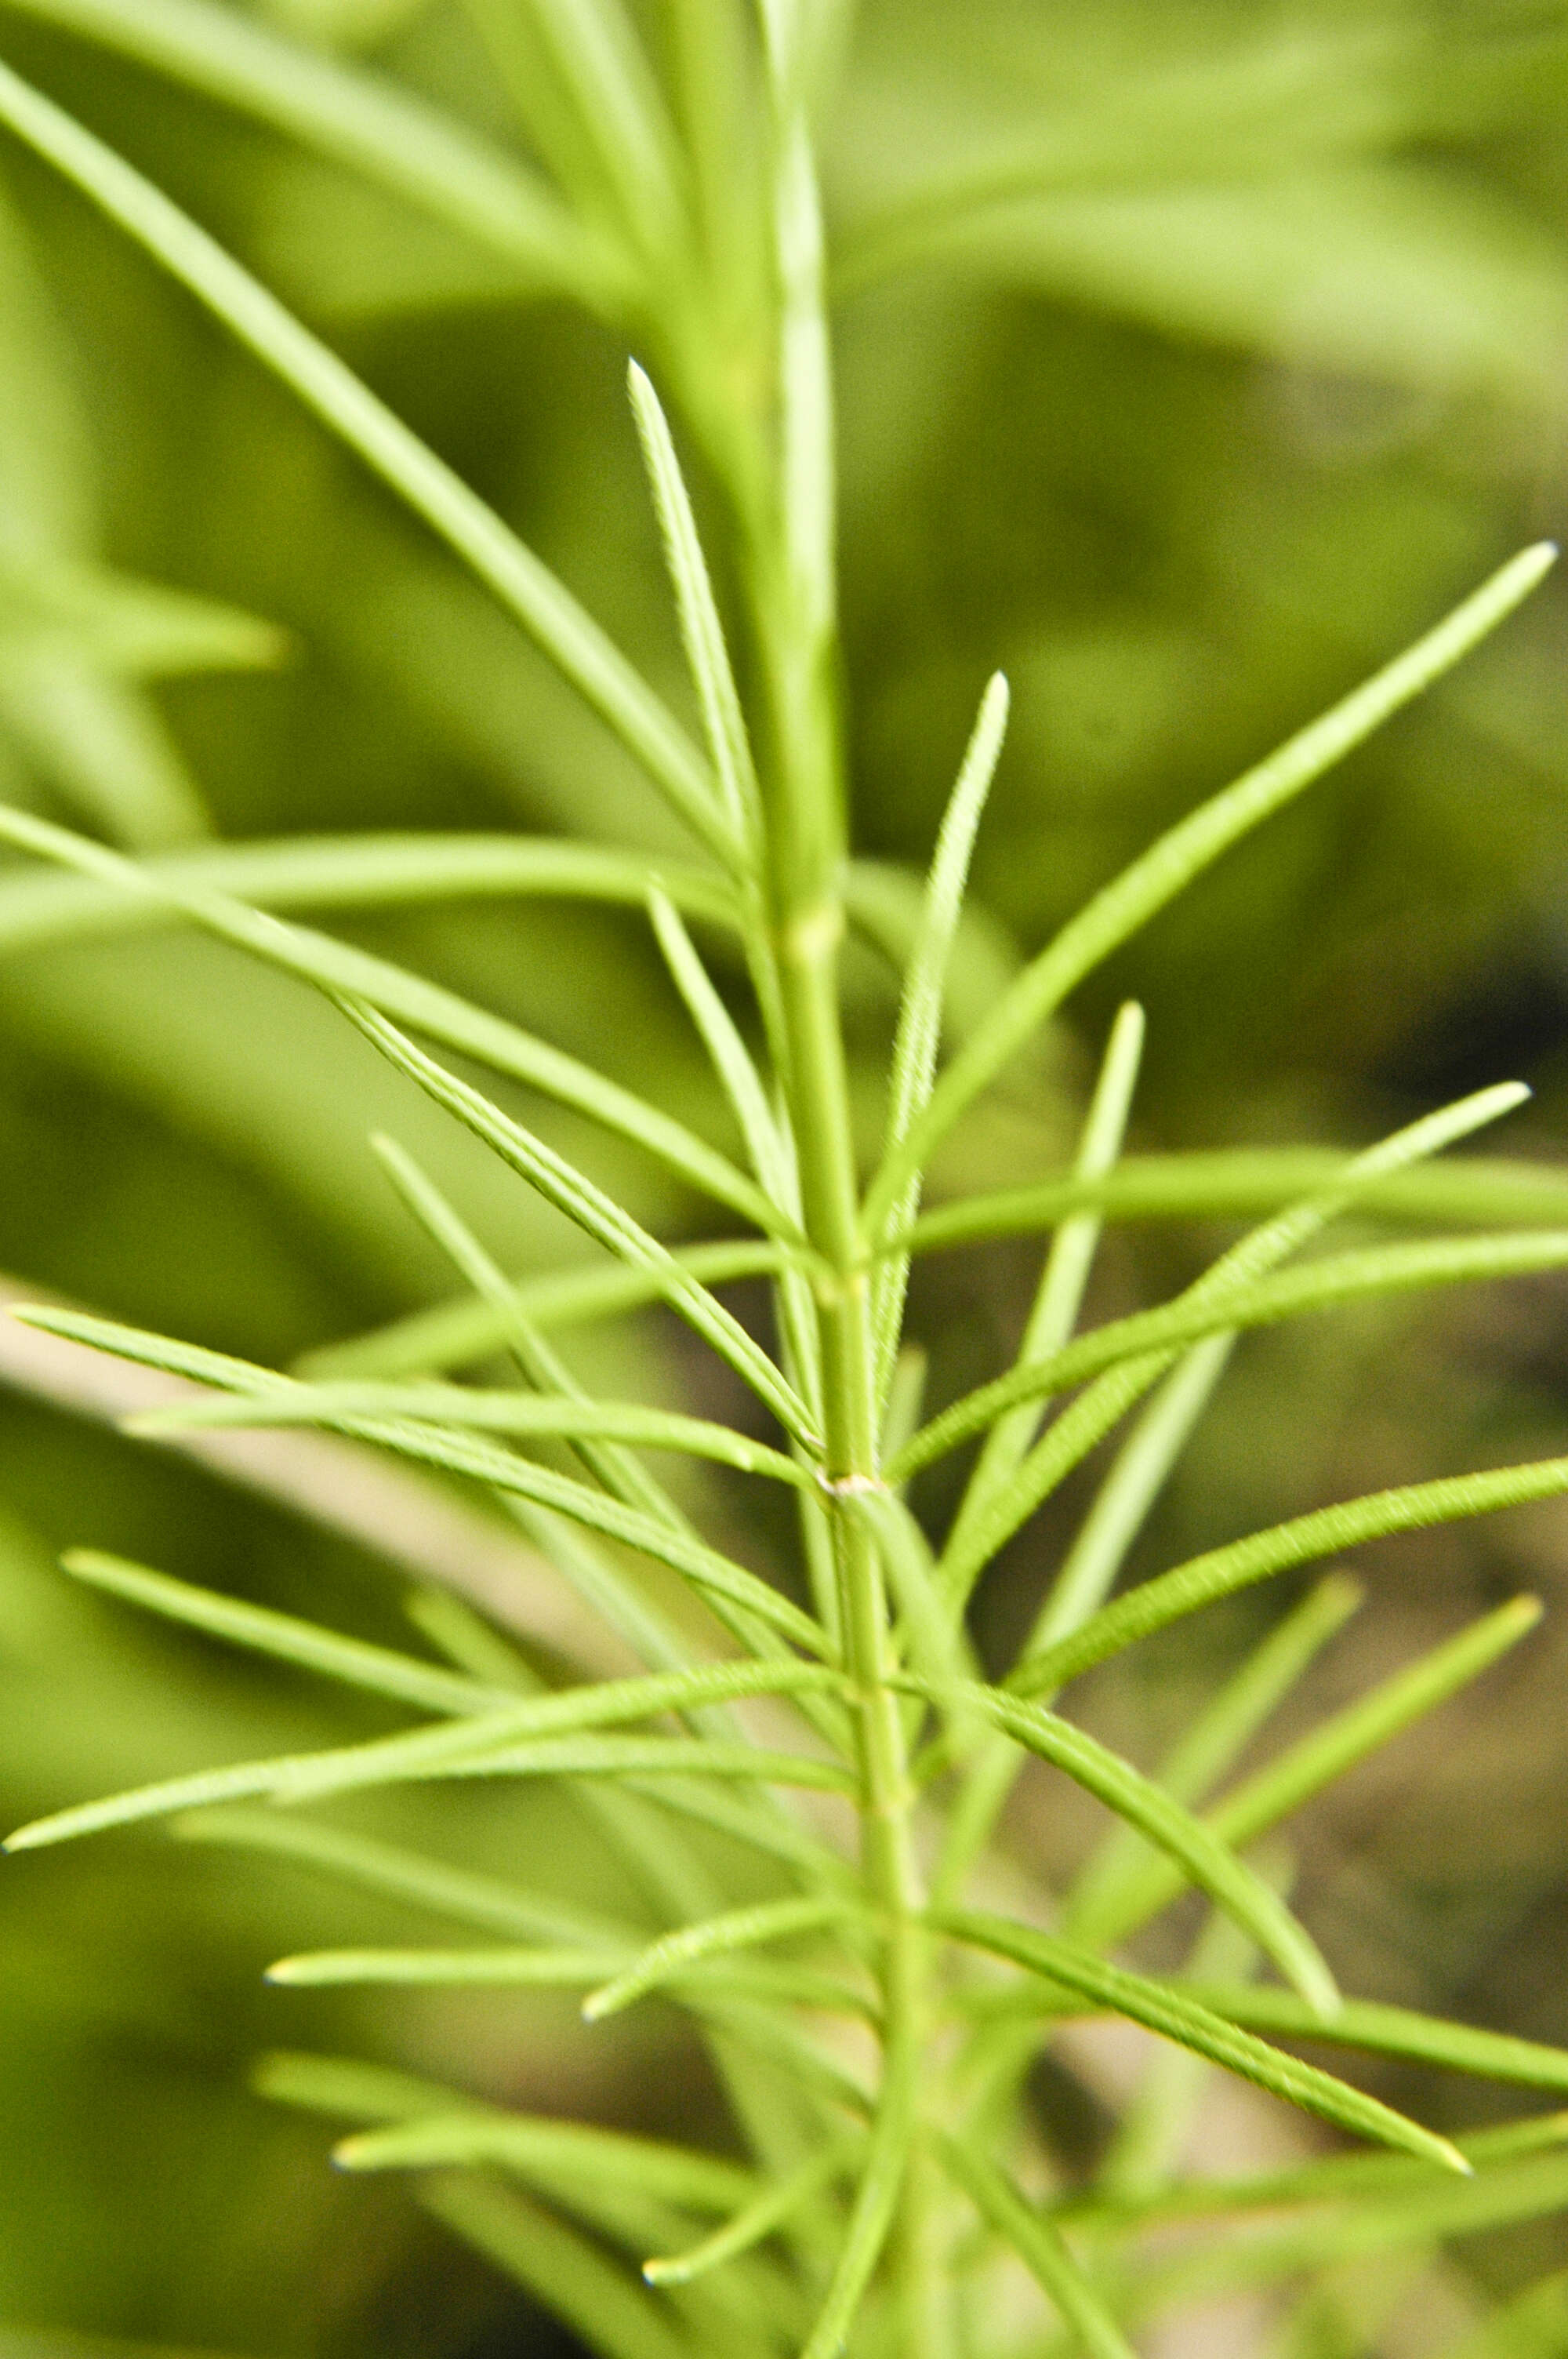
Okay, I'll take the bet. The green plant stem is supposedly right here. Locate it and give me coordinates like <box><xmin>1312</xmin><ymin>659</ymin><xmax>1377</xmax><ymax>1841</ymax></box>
<box><xmin>736</xmin><ymin>48</ymin><xmax>931</xmax><ymax>2359</ymax></box>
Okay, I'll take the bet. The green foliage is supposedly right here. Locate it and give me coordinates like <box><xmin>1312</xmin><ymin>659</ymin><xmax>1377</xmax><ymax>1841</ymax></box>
<box><xmin>1</xmin><ymin>5</ymin><xmax>1568</xmax><ymax>2359</ymax></box>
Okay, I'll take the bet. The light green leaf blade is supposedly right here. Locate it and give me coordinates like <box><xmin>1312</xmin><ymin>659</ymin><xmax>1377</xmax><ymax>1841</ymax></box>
<box><xmin>862</xmin><ymin>543</ymin><xmax>1555</xmax><ymax>1239</ymax></box>
<box><xmin>1090</xmin><ymin>1596</ymin><xmax>1543</xmax><ymax>1950</ymax></box>
<box><xmin>1065</xmin><ymin>1572</ymin><xmax>1363</xmax><ymax>1946</ymax></box>
<box><xmin>332</xmin><ymin>996</ymin><xmax>820</xmax><ymax>1448</ymax></box>
<box><xmin>937</xmin><ymin>2133</ymin><xmax>1136</xmax><ymax>2359</ymax></box>
<box><xmin>335</xmin><ymin>2110</ymin><xmax>753</xmax><ymax>2212</ymax></box>
<box><xmin>15</xmin><ymin>1308</ymin><xmax>829</xmax><ymax>1657</ymax></box>
<box><xmin>176</xmin><ymin>1808</ymin><xmax>645</xmax><ymax>1949</ymax></box>
<box><xmin>1011</xmin><ymin>1463</ymin><xmax>1568</xmax><ymax>1701</ymax></box>
<box><xmin>628</xmin><ymin>365</ymin><xmax>762</xmax><ymax>849</ymax></box>
<box><xmin>132</xmin><ymin>1379</ymin><xmax>812</xmax><ymax>1487</ymax></box>
<box><xmin>895</xmin><ymin>1227</ymin><xmax>1568</xmax><ymax>1483</ymax></box>
<box><xmin>60</xmin><ymin>1547</ymin><xmax>510</xmax><ymax>1716</ymax></box>
<box><xmin>937</xmin><ymin>1910</ymin><xmax>1467</xmax><ymax>2172</ymax></box>
<box><xmin>267</xmin><ymin>1945</ymin><xmax>617</xmax><ymax>1986</ymax></box>
<box><xmin>0</xmin><ymin>800</ymin><xmax>780</xmax><ymax>1227</ymax></box>
<box><xmin>424</xmin><ymin>2176</ymin><xmax>693</xmax><ymax>2359</ymax></box>
<box><xmin>911</xmin><ymin>1678</ymin><xmax>1338</xmax><ymax>2016</ymax></box>
<box><xmin>1175</xmin><ymin>1989</ymin><xmax>1568</xmax><ymax>2099</ymax></box>
<box><xmin>943</xmin><ymin>999</ymin><xmax>1144</xmax><ymax>1572</ymax></box>
<box><xmin>0</xmin><ymin>834</ymin><xmax>740</xmax><ymax>960</ymax></box>
<box><xmin>798</xmin><ymin>2051</ymin><xmax>918</xmax><ymax>2359</ymax></box>
<box><xmin>583</xmin><ymin>1896</ymin><xmax>855</xmax><ymax>2021</ymax></box>
<box><xmin>937</xmin><ymin>1081</ymin><xmax>1533</xmax><ymax>1601</ymax></box>
<box><xmin>869</xmin><ymin>671</ymin><xmax>1010</xmax><ymax>1401</ymax></box>
<box><xmin>296</xmin><ymin>1239</ymin><xmax>785</xmax><ymax>1382</ymax></box>
<box><xmin>0</xmin><ymin>56</ymin><xmax>727</xmax><ymax>850</ymax></box>
<box><xmin>903</xmin><ymin>1147</ymin><xmax>1568</xmax><ymax>1256</ymax></box>
<box><xmin>0</xmin><ymin>0</ymin><xmax>619</xmax><ymax>296</ymax></box>
<box><xmin>643</xmin><ymin>2139</ymin><xmax>861</xmax><ymax>2286</ymax></box>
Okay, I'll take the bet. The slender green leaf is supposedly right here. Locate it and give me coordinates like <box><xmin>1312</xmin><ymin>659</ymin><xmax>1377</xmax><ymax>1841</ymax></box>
<box><xmin>267</xmin><ymin>1945</ymin><xmax>618</xmax><ymax>1986</ymax></box>
<box><xmin>869</xmin><ymin>672</ymin><xmax>1010</xmax><ymax>1401</ymax></box>
<box><xmin>333</xmin><ymin>996</ymin><xmax>821</xmax><ymax>1447</ymax></box>
<box><xmin>903</xmin><ymin>1148</ymin><xmax>1568</xmax><ymax>1256</ymax></box>
<box><xmin>135</xmin><ymin>1379</ymin><xmax>812</xmax><ymax>1486</ymax></box>
<box><xmin>937</xmin><ymin>2133</ymin><xmax>1137</xmax><ymax>2359</ymax></box>
<box><xmin>0</xmin><ymin>834</ymin><xmax>741</xmax><ymax>957</ymax></box>
<box><xmin>862</xmin><ymin>543</ymin><xmax>1555</xmax><ymax>1238</ymax></box>
<box><xmin>16</xmin><ymin>1305</ymin><xmax>828</xmax><ymax>1652</ymax></box>
<box><xmin>945</xmin><ymin>1001</ymin><xmax>1144</xmax><ymax>1570</ymax></box>
<box><xmin>643</xmin><ymin>2138</ymin><xmax>862</xmax><ymax>2286</ymax></box>
<box><xmin>628</xmin><ymin>365</ymin><xmax>763</xmax><ymax>848</ymax></box>
<box><xmin>0</xmin><ymin>60</ymin><xmax>728</xmax><ymax>850</ymax></box>
<box><xmin>1059</xmin><ymin>2111</ymin><xmax>1568</xmax><ymax>2226</ymax></box>
<box><xmin>1178</xmin><ymin>1989</ymin><xmax>1568</xmax><ymax>2096</ymax></box>
<box><xmin>907</xmin><ymin>1678</ymin><xmax>1337</xmax><ymax>2016</ymax></box>
<box><xmin>1089</xmin><ymin>1597</ymin><xmax>1543</xmax><ymax>1949</ymax></box>
<box><xmin>936</xmin><ymin>1084</ymin><xmax>1530</xmax><ymax>1601</ymax></box>
<box><xmin>1065</xmin><ymin>1572</ymin><xmax>1363</xmax><ymax>1945</ymax></box>
<box><xmin>584</xmin><ymin>1896</ymin><xmax>856</xmax><ymax>2020</ymax></box>
<box><xmin>255</xmin><ymin>2048</ymin><xmax>482</xmax><ymax>2125</ymax></box>
<box><xmin>648</xmin><ymin>892</ymin><xmax>785</xmax><ymax>1195</ymax></box>
<box><xmin>297</xmin><ymin>1239</ymin><xmax>786</xmax><ymax>1381</ymax></box>
<box><xmin>895</xmin><ymin>1229</ymin><xmax>1568</xmax><ymax>1483</ymax></box>
<box><xmin>336</xmin><ymin>2110</ymin><xmax>753</xmax><ymax>2210</ymax></box>
<box><xmin>0</xmin><ymin>0</ymin><xmax>622</xmax><ymax>298</ymax></box>
<box><xmin>366</xmin><ymin>1134</ymin><xmax>713</xmax><ymax>1589</ymax></box>
<box><xmin>936</xmin><ymin>1910</ymin><xmax>1468</xmax><ymax>2172</ymax></box>
<box><xmin>176</xmin><ymin>1808</ymin><xmax>647</xmax><ymax>1948</ymax></box>
<box><xmin>6</xmin><ymin>1718</ymin><xmax>853</xmax><ymax>1851</ymax></box>
<box><xmin>0</xmin><ymin>801</ymin><xmax>781</xmax><ymax>1227</ymax></box>
<box><xmin>426</xmin><ymin>2177</ymin><xmax>693</xmax><ymax>2359</ymax></box>
<box><xmin>927</xmin><ymin>1336</ymin><xmax>1233</xmax><ymax>1910</ymax></box>
<box><xmin>60</xmin><ymin>1547</ymin><xmax>512</xmax><ymax>1715</ymax></box>
<box><xmin>1011</xmin><ymin>1464</ymin><xmax>1568</xmax><ymax>1701</ymax></box>
<box><xmin>1145</xmin><ymin>2149</ymin><xmax>1568</xmax><ymax>2303</ymax></box>
<box><xmin>798</xmin><ymin>2046</ymin><xmax>919</xmax><ymax>2359</ymax></box>
<box><xmin>501</xmin><ymin>0</ymin><xmax>686</xmax><ymax>265</ymax></box>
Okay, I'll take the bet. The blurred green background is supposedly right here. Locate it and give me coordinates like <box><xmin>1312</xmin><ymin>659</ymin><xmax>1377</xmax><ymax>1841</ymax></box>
<box><xmin>3</xmin><ymin>2</ymin><xmax>1568</xmax><ymax>2353</ymax></box>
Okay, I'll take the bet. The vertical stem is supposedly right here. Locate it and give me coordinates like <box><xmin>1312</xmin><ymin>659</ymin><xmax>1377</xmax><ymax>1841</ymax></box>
<box><xmin>745</xmin><ymin>25</ymin><xmax>934</xmax><ymax>2354</ymax></box>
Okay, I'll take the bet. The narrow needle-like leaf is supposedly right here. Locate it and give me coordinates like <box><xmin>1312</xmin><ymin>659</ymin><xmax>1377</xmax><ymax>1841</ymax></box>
<box><xmin>1011</xmin><ymin>1464</ymin><xmax>1568</xmax><ymax>1700</ymax></box>
<box><xmin>1088</xmin><ymin>1597</ymin><xmax>1543</xmax><ymax>1950</ymax></box>
<box><xmin>584</xmin><ymin>1896</ymin><xmax>856</xmax><ymax>2019</ymax></box>
<box><xmin>133</xmin><ymin>1380</ymin><xmax>813</xmax><ymax>1487</ymax></box>
<box><xmin>869</xmin><ymin>672</ymin><xmax>1010</xmax><ymax>1404</ymax></box>
<box><xmin>945</xmin><ymin>1001</ymin><xmax>1144</xmax><ymax>1572</ymax></box>
<box><xmin>13</xmin><ymin>1305</ymin><xmax>829</xmax><ymax>1653</ymax></box>
<box><xmin>0</xmin><ymin>0</ymin><xmax>622</xmax><ymax>298</ymax></box>
<box><xmin>59</xmin><ymin>1548</ymin><xmax>510</xmax><ymax>1715</ymax></box>
<box><xmin>895</xmin><ymin>1229</ymin><xmax>1568</xmax><ymax>1482</ymax></box>
<box><xmin>334</xmin><ymin>996</ymin><xmax>821</xmax><ymax>1451</ymax></box>
<box><xmin>335</xmin><ymin>2110</ymin><xmax>754</xmax><ymax>2211</ymax></box>
<box><xmin>938</xmin><ymin>2133</ymin><xmax>1137</xmax><ymax>2359</ymax></box>
<box><xmin>628</xmin><ymin>365</ymin><xmax>762</xmax><ymax>847</ymax></box>
<box><xmin>0</xmin><ymin>801</ymin><xmax>780</xmax><ymax>1228</ymax></box>
<box><xmin>644</xmin><ymin>2137</ymin><xmax>862</xmax><ymax>2285</ymax></box>
<box><xmin>863</xmin><ymin>543</ymin><xmax>1556</xmax><ymax>1236</ymax></box>
<box><xmin>906</xmin><ymin>1679</ymin><xmax>1338</xmax><ymax>2016</ymax></box>
<box><xmin>936</xmin><ymin>1082</ymin><xmax>1532</xmax><ymax>1599</ymax></box>
<box><xmin>1065</xmin><ymin>1572</ymin><xmax>1363</xmax><ymax>1945</ymax></box>
<box><xmin>936</xmin><ymin>1912</ymin><xmax>1468</xmax><ymax>2172</ymax></box>
<box><xmin>0</xmin><ymin>59</ymin><xmax>731</xmax><ymax>855</ymax></box>
<box><xmin>267</xmin><ymin>1946</ymin><xmax>618</xmax><ymax>1987</ymax></box>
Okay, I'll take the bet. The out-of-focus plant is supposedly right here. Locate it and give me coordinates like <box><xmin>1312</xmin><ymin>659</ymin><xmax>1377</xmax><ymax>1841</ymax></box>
<box><xmin>2</xmin><ymin>6</ymin><xmax>1568</xmax><ymax>2359</ymax></box>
